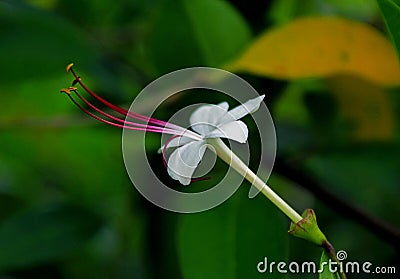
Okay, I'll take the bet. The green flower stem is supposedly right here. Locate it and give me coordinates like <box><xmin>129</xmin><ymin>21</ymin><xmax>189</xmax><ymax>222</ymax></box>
<box><xmin>207</xmin><ymin>138</ymin><xmax>302</xmax><ymax>224</ymax></box>
<box><xmin>207</xmin><ymin>138</ymin><xmax>346</xmax><ymax>278</ymax></box>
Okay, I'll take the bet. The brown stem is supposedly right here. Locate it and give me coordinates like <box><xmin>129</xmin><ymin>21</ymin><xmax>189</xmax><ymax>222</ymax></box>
<box><xmin>322</xmin><ymin>240</ymin><xmax>347</xmax><ymax>279</ymax></box>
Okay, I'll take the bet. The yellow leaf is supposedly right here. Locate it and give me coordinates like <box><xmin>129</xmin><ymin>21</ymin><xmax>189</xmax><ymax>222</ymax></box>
<box><xmin>228</xmin><ymin>16</ymin><xmax>400</xmax><ymax>87</ymax></box>
<box><xmin>326</xmin><ymin>75</ymin><xmax>394</xmax><ymax>140</ymax></box>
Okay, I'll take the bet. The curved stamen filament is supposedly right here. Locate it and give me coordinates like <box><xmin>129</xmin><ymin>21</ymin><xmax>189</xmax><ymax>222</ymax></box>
<box><xmin>72</xmin><ymin>89</ymin><xmax>180</xmax><ymax>133</ymax></box>
<box><xmin>66</xmin><ymin>64</ymin><xmax>201</xmax><ymax>140</ymax></box>
<box><xmin>67</xmin><ymin>65</ymin><xmax>182</xmax><ymax>129</ymax></box>
<box><xmin>66</xmin><ymin>93</ymin><xmax>187</xmax><ymax>135</ymax></box>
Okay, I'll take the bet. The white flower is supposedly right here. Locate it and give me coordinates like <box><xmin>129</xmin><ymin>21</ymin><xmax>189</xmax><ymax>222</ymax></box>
<box><xmin>164</xmin><ymin>95</ymin><xmax>265</xmax><ymax>185</ymax></box>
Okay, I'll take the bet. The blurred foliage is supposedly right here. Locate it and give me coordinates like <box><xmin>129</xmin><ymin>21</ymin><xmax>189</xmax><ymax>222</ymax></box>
<box><xmin>0</xmin><ymin>0</ymin><xmax>399</xmax><ymax>278</ymax></box>
<box><xmin>0</xmin><ymin>203</ymin><xmax>102</xmax><ymax>271</ymax></box>
<box><xmin>178</xmin><ymin>186</ymin><xmax>288</xmax><ymax>279</ymax></box>
<box><xmin>147</xmin><ymin>0</ymin><xmax>251</xmax><ymax>75</ymax></box>
<box><xmin>319</xmin><ymin>250</ymin><xmax>340</xmax><ymax>279</ymax></box>
<box><xmin>377</xmin><ymin>0</ymin><xmax>400</xmax><ymax>59</ymax></box>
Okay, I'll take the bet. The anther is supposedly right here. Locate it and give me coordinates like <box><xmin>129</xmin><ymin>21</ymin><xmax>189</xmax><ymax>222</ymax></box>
<box><xmin>60</xmin><ymin>88</ymin><xmax>72</xmax><ymax>95</ymax></box>
<box><xmin>66</xmin><ymin>63</ymin><xmax>74</xmax><ymax>73</ymax></box>
<box><xmin>60</xmin><ymin>87</ymin><xmax>78</xmax><ymax>95</ymax></box>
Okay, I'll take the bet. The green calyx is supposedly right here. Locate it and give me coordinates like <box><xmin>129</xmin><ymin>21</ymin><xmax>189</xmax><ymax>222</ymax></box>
<box><xmin>289</xmin><ymin>209</ymin><xmax>327</xmax><ymax>246</ymax></box>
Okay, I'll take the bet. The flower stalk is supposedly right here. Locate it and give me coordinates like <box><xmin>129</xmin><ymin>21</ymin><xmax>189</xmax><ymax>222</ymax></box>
<box><xmin>207</xmin><ymin>138</ymin><xmax>303</xmax><ymax>224</ymax></box>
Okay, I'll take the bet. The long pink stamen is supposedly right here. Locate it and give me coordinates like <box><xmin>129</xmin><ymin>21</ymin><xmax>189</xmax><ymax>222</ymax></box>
<box><xmin>66</xmin><ymin>93</ymin><xmax>182</xmax><ymax>135</ymax></box>
<box><xmin>66</xmin><ymin>64</ymin><xmax>201</xmax><ymax>140</ymax></box>
<box><xmin>73</xmin><ymin>89</ymin><xmax>179</xmax><ymax>133</ymax></box>
<box><xmin>68</xmin><ymin>65</ymin><xmax>177</xmax><ymax>129</ymax></box>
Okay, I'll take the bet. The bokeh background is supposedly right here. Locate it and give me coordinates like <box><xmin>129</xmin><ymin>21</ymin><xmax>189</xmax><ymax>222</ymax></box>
<box><xmin>1</xmin><ymin>0</ymin><xmax>400</xmax><ymax>278</ymax></box>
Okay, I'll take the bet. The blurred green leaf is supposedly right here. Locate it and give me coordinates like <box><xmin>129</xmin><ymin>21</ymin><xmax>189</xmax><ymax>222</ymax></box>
<box><xmin>147</xmin><ymin>0</ymin><xmax>251</xmax><ymax>75</ymax></box>
<box><xmin>54</xmin><ymin>0</ymin><xmax>125</xmax><ymax>26</ymax></box>
<box><xmin>268</xmin><ymin>0</ymin><xmax>378</xmax><ymax>25</ymax></box>
<box><xmin>178</xmin><ymin>187</ymin><xmax>288</xmax><ymax>279</ymax></box>
<box><xmin>320</xmin><ymin>0</ymin><xmax>377</xmax><ymax>19</ymax></box>
<box><xmin>24</xmin><ymin>0</ymin><xmax>57</xmax><ymax>10</ymax></box>
<box><xmin>267</xmin><ymin>0</ymin><xmax>298</xmax><ymax>25</ymax></box>
<box><xmin>319</xmin><ymin>250</ymin><xmax>340</xmax><ymax>279</ymax></box>
<box><xmin>377</xmin><ymin>0</ymin><xmax>400</xmax><ymax>60</ymax></box>
<box><xmin>305</xmin><ymin>144</ymin><xmax>400</xmax><ymax>225</ymax></box>
<box><xmin>0</xmin><ymin>194</ymin><xmax>26</xmax><ymax>220</ymax></box>
<box><xmin>321</xmin><ymin>0</ymin><xmax>378</xmax><ymax>19</ymax></box>
<box><xmin>0</xmin><ymin>203</ymin><xmax>102</xmax><ymax>271</ymax></box>
<box><xmin>274</xmin><ymin>79</ymin><xmax>327</xmax><ymax>125</ymax></box>
<box><xmin>178</xmin><ymin>199</ymin><xmax>236</xmax><ymax>279</ymax></box>
<box><xmin>0</xmin><ymin>1</ymin><xmax>99</xmax><ymax>85</ymax></box>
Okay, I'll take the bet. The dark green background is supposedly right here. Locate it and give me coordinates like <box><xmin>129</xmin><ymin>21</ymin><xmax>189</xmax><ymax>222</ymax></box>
<box><xmin>0</xmin><ymin>0</ymin><xmax>399</xmax><ymax>278</ymax></box>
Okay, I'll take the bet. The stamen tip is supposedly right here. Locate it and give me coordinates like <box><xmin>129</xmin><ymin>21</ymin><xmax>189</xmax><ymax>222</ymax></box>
<box><xmin>60</xmin><ymin>88</ymin><xmax>71</xmax><ymax>95</ymax></box>
<box><xmin>66</xmin><ymin>63</ymin><xmax>74</xmax><ymax>73</ymax></box>
<box><xmin>60</xmin><ymin>86</ymin><xmax>78</xmax><ymax>95</ymax></box>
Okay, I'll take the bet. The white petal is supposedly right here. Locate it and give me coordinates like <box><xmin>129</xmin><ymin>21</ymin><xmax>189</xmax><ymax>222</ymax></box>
<box><xmin>226</xmin><ymin>95</ymin><xmax>265</xmax><ymax>121</ymax></box>
<box><xmin>206</xmin><ymin>120</ymin><xmax>248</xmax><ymax>143</ymax></box>
<box><xmin>190</xmin><ymin>103</ymin><xmax>229</xmax><ymax>135</ymax></box>
<box><xmin>158</xmin><ymin>136</ymin><xmax>195</xmax><ymax>153</ymax></box>
<box><xmin>216</xmin><ymin>101</ymin><xmax>229</xmax><ymax>111</ymax></box>
<box><xmin>167</xmin><ymin>140</ymin><xmax>207</xmax><ymax>185</ymax></box>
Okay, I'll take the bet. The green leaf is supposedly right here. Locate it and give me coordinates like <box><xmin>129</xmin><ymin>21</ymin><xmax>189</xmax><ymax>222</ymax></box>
<box><xmin>24</xmin><ymin>0</ymin><xmax>58</xmax><ymax>10</ymax></box>
<box><xmin>377</xmin><ymin>0</ymin><xmax>400</xmax><ymax>60</ymax></box>
<box><xmin>147</xmin><ymin>0</ymin><xmax>251</xmax><ymax>75</ymax></box>
<box><xmin>0</xmin><ymin>203</ymin><xmax>102</xmax><ymax>271</ymax></box>
<box><xmin>274</xmin><ymin>79</ymin><xmax>326</xmax><ymax>125</ymax></box>
<box><xmin>305</xmin><ymin>144</ymin><xmax>400</xmax><ymax>225</ymax></box>
<box><xmin>0</xmin><ymin>194</ymin><xmax>25</xmax><ymax>220</ymax></box>
<box><xmin>177</xmin><ymin>187</ymin><xmax>288</xmax><ymax>279</ymax></box>
<box><xmin>268</xmin><ymin>0</ymin><xmax>378</xmax><ymax>24</ymax></box>
<box><xmin>0</xmin><ymin>2</ymin><xmax>99</xmax><ymax>85</ymax></box>
<box><xmin>321</xmin><ymin>0</ymin><xmax>378</xmax><ymax>20</ymax></box>
<box><xmin>319</xmin><ymin>250</ymin><xmax>341</xmax><ymax>279</ymax></box>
